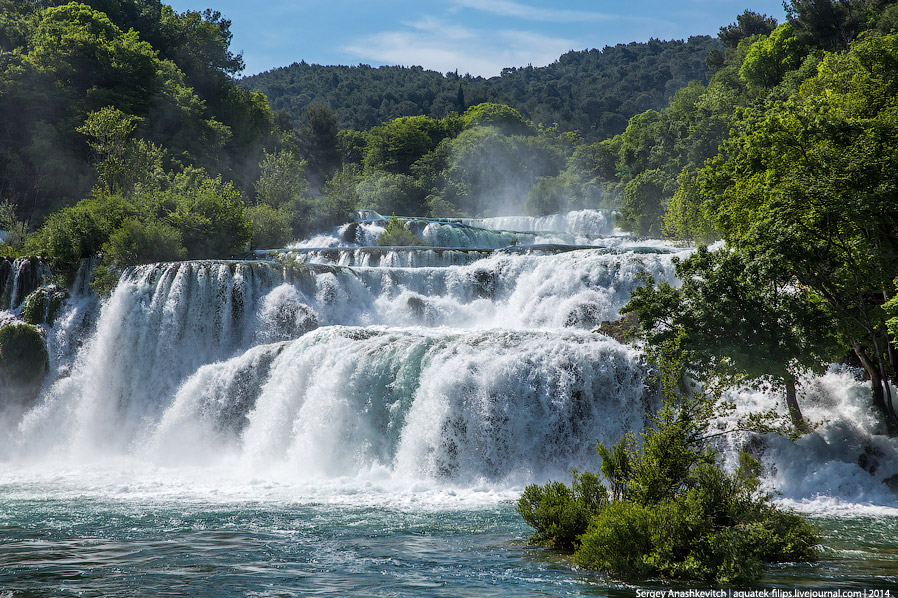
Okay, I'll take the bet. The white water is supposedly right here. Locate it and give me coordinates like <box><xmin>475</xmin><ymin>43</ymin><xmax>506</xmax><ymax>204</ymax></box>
<box><xmin>1</xmin><ymin>209</ymin><xmax>896</xmax><ymax>515</ymax></box>
<box><xmin>461</xmin><ymin>209</ymin><xmax>615</xmax><ymax>236</ymax></box>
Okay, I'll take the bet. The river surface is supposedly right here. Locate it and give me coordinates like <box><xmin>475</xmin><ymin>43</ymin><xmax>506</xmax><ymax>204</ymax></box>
<box><xmin>1</xmin><ymin>211</ymin><xmax>897</xmax><ymax>596</ymax></box>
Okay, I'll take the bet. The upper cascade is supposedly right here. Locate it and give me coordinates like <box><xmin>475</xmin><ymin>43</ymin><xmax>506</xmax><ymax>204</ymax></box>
<box><xmin>459</xmin><ymin>209</ymin><xmax>616</xmax><ymax>237</ymax></box>
<box><xmin>286</xmin><ymin>209</ymin><xmax>616</xmax><ymax>251</ymax></box>
<box><xmin>0</xmin><ymin>257</ymin><xmax>52</xmax><ymax>311</ymax></box>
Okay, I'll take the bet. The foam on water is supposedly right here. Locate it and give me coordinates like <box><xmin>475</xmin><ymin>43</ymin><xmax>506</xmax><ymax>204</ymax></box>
<box><xmin>715</xmin><ymin>366</ymin><xmax>898</xmax><ymax>515</ymax></box>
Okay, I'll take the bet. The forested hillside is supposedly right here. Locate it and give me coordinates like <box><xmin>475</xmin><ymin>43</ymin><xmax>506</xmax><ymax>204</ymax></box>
<box><xmin>240</xmin><ymin>37</ymin><xmax>719</xmax><ymax>141</ymax></box>
<box><xmin>0</xmin><ymin>0</ymin><xmax>288</xmax><ymax>224</ymax></box>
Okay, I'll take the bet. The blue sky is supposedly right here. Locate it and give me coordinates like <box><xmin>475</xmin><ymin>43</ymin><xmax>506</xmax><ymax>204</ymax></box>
<box><xmin>166</xmin><ymin>0</ymin><xmax>788</xmax><ymax>77</ymax></box>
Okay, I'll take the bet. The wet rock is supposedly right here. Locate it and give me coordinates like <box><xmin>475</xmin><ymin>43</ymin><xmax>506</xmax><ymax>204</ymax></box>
<box><xmin>342</xmin><ymin>222</ymin><xmax>360</xmax><ymax>243</ymax></box>
<box><xmin>0</xmin><ymin>259</ymin><xmax>10</xmax><ymax>308</ymax></box>
<box><xmin>742</xmin><ymin>434</ymin><xmax>768</xmax><ymax>460</ymax></box>
<box><xmin>883</xmin><ymin>474</ymin><xmax>898</xmax><ymax>493</ymax></box>
<box><xmin>472</xmin><ymin>269</ymin><xmax>496</xmax><ymax>299</ymax></box>
<box><xmin>858</xmin><ymin>443</ymin><xmax>884</xmax><ymax>475</ymax></box>
<box><xmin>564</xmin><ymin>302</ymin><xmax>602</xmax><ymax>329</ymax></box>
<box><xmin>594</xmin><ymin>312</ymin><xmax>639</xmax><ymax>343</ymax></box>
<box><xmin>21</xmin><ymin>285</ymin><xmax>68</xmax><ymax>326</ymax></box>
<box><xmin>406</xmin><ymin>295</ymin><xmax>427</xmax><ymax>319</ymax></box>
<box><xmin>0</xmin><ymin>322</ymin><xmax>49</xmax><ymax>408</ymax></box>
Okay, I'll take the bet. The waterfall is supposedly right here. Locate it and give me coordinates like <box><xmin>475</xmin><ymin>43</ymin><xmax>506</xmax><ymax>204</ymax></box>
<box><xmin>0</xmin><ymin>257</ymin><xmax>52</xmax><ymax>310</ymax></box>
<box><xmin>1</xmin><ymin>209</ymin><xmax>895</xmax><ymax>511</ymax></box>
<box><xmin>460</xmin><ymin>209</ymin><xmax>616</xmax><ymax>237</ymax></box>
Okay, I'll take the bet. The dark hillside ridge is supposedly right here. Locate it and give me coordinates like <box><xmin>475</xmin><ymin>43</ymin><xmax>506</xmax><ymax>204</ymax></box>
<box><xmin>240</xmin><ymin>36</ymin><xmax>719</xmax><ymax>141</ymax></box>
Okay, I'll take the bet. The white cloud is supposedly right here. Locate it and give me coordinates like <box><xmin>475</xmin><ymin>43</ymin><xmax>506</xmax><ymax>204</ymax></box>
<box><xmin>343</xmin><ymin>21</ymin><xmax>578</xmax><ymax>77</ymax></box>
<box><xmin>450</xmin><ymin>0</ymin><xmax>617</xmax><ymax>23</ymax></box>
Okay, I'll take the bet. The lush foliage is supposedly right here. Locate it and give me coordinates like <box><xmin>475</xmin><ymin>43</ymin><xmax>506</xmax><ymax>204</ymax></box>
<box><xmin>26</xmin><ymin>168</ymin><xmax>251</xmax><ymax>288</ymax></box>
<box><xmin>698</xmin><ymin>29</ymin><xmax>898</xmax><ymax>431</ymax></box>
<box><xmin>376</xmin><ymin>215</ymin><xmax>427</xmax><ymax>247</ymax></box>
<box><xmin>242</xmin><ymin>38</ymin><xmax>719</xmax><ymax>142</ymax></box>
<box><xmin>608</xmin><ymin>2</ymin><xmax>898</xmax><ymax>434</ymax></box>
<box><xmin>517</xmin><ymin>470</ymin><xmax>607</xmax><ymax>550</ymax></box>
<box><xmin>517</xmin><ymin>369</ymin><xmax>819</xmax><ymax>583</ymax></box>
<box><xmin>623</xmin><ymin>247</ymin><xmax>839</xmax><ymax>431</ymax></box>
<box><xmin>0</xmin><ymin>0</ymin><xmax>286</xmax><ymax>226</ymax></box>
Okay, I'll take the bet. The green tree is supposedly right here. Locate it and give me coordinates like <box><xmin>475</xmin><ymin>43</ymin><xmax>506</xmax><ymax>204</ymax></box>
<box><xmin>784</xmin><ymin>0</ymin><xmax>893</xmax><ymax>51</ymax></box>
<box><xmin>254</xmin><ymin>149</ymin><xmax>308</xmax><ymax>208</ymax></box>
<box><xmin>518</xmin><ymin>354</ymin><xmax>818</xmax><ymax>583</ymax></box>
<box><xmin>461</xmin><ymin>102</ymin><xmax>533</xmax><ymax>135</ymax></box>
<box><xmin>363</xmin><ymin>115</ymin><xmax>458</xmax><ymax>175</ymax></box>
<box><xmin>702</xmin><ymin>31</ymin><xmax>898</xmax><ymax>431</ymax></box>
<box><xmin>719</xmin><ymin>10</ymin><xmax>779</xmax><ymax>48</ymax></box>
<box><xmin>616</xmin><ymin>110</ymin><xmax>664</xmax><ymax>181</ymax></box>
<box><xmin>739</xmin><ymin>23</ymin><xmax>808</xmax><ymax>89</ymax></box>
<box><xmin>623</xmin><ymin>247</ymin><xmax>838</xmax><ymax>431</ymax></box>
<box><xmin>165</xmin><ymin>169</ymin><xmax>251</xmax><ymax>259</ymax></box>
<box><xmin>77</xmin><ymin>106</ymin><xmax>141</xmax><ymax>194</ymax></box>
<box><xmin>619</xmin><ymin>169</ymin><xmax>671</xmax><ymax>236</ymax></box>
<box><xmin>661</xmin><ymin>169</ymin><xmax>717</xmax><ymax>244</ymax></box>
<box><xmin>0</xmin><ymin>199</ymin><xmax>28</xmax><ymax>251</ymax></box>
<box><xmin>317</xmin><ymin>165</ymin><xmax>361</xmax><ymax>229</ymax></box>
<box><xmin>25</xmin><ymin>194</ymin><xmax>129</xmax><ymax>284</ymax></box>
<box><xmin>101</xmin><ymin>217</ymin><xmax>186</xmax><ymax>269</ymax></box>
<box><xmin>357</xmin><ymin>172</ymin><xmax>426</xmax><ymax>216</ymax></box>
<box><xmin>299</xmin><ymin>102</ymin><xmax>340</xmax><ymax>191</ymax></box>
<box><xmin>247</xmin><ymin>203</ymin><xmax>292</xmax><ymax>249</ymax></box>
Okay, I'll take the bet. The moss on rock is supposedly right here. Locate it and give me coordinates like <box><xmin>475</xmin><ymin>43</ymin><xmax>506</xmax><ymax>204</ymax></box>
<box><xmin>21</xmin><ymin>286</ymin><xmax>68</xmax><ymax>325</ymax></box>
<box><xmin>0</xmin><ymin>322</ymin><xmax>49</xmax><ymax>389</ymax></box>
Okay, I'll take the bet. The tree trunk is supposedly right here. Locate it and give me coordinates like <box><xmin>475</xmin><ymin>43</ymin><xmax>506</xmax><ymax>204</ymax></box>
<box><xmin>853</xmin><ymin>342</ymin><xmax>898</xmax><ymax>436</ymax></box>
<box><xmin>784</xmin><ymin>376</ymin><xmax>808</xmax><ymax>433</ymax></box>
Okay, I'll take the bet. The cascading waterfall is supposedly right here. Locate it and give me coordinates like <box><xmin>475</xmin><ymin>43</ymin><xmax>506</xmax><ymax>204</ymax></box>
<box><xmin>0</xmin><ymin>256</ymin><xmax>52</xmax><ymax>310</ymax></box>
<box><xmin>276</xmin><ymin>247</ymin><xmax>494</xmax><ymax>268</ymax></box>
<box><xmin>2</xmin><ymin>208</ymin><xmax>896</xmax><ymax>506</ymax></box>
<box><xmin>2</xmin><ymin>208</ymin><xmax>898</xmax><ymax>596</ymax></box>
<box><xmin>460</xmin><ymin>209</ymin><xmax>616</xmax><ymax>237</ymax></box>
<box><xmin>1</xmin><ymin>207</ymin><xmax>895</xmax><ymax>508</ymax></box>
<box><xmin>5</xmin><ymin>236</ymin><xmax>681</xmax><ymax>466</ymax></box>
<box><xmin>150</xmin><ymin>327</ymin><xmax>651</xmax><ymax>482</ymax></box>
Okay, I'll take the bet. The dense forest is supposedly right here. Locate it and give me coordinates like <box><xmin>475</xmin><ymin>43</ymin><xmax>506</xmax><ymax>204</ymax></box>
<box><xmin>240</xmin><ymin>36</ymin><xmax>719</xmax><ymax>142</ymax></box>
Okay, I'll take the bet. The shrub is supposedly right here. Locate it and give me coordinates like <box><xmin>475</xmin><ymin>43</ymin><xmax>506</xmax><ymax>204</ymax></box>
<box><xmin>377</xmin><ymin>215</ymin><xmax>427</xmax><ymax>247</ymax></box>
<box><xmin>103</xmin><ymin>218</ymin><xmax>187</xmax><ymax>269</ymax></box>
<box><xmin>26</xmin><ymin>205</ymin><xmax>110</xmax><ymax>285</ymax></box>
<box><xmin>166</xmin><ymin>173</ymin><xmax>251</xmax><ymax>259</ymax></box>
<box><xmin>248</xmin><ymin>204</ymin><xmax>292</xmax><ymax>249</ymax></box>
<box><xmin>517</xmin><ymin>401</ymin><xmax>818</xmax><ymax>584</ymax></box>
<box><xmin>517</xmin><ymin>470</ymin><xmax>607</xmax><ymax>550</ymax></box>
<box><xmin>20</xmin><ymin>286</ymin><xmax>67</xmax><ymax>326</ymax></box>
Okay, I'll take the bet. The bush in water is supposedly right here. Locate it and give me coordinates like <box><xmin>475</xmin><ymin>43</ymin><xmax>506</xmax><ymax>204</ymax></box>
<box><xmin>20</xmin><ymin>286</ymin><xmax>67</xmax><ymax>326</ymax></box>
<box><xmin>517</xmin><ymin>470</ymin><xmax>607</xmax><ymax>550</ymax></box>
<box><xmin>377</xmin><ymin>215</ymin><xmax>428</xmax><ymax>247</ymax></box>
<box><xmin>517</xmin><ymin>379</ymin><xmax>818</xmax><ymax>583</ymax></box>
